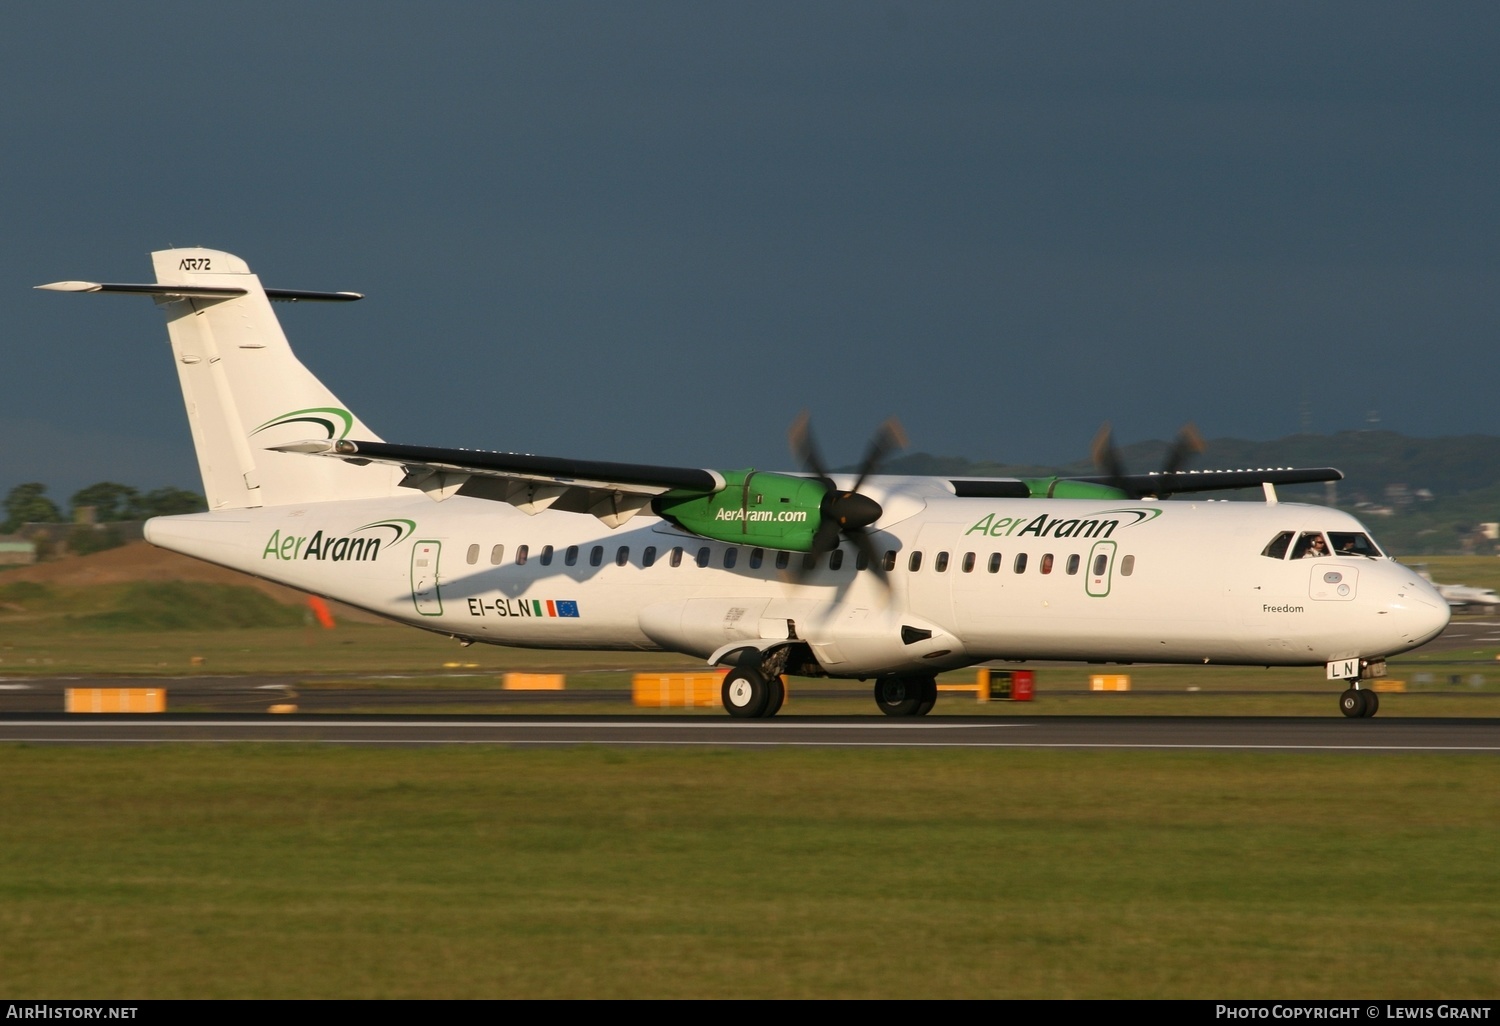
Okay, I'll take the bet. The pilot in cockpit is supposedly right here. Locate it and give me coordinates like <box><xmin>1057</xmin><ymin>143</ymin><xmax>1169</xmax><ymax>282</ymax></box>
<box><xmin>1294</xmin><ymin>533</ymin><xmax>1329</xmax><ymax>558</ymax></box>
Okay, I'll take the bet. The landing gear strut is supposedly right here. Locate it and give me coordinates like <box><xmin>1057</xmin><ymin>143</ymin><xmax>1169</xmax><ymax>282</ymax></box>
<box><xmin>1339</xmin><ymin>686</ymin><xmax>1379</xmax><ymax>718</ymax></box>
<box><xmin>874</xmin><ymin>675</ymin><xmax>937</xmax><ymax>717</ymax></box>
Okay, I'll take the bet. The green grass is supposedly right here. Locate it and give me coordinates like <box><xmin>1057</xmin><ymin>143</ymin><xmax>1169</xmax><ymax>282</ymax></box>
<box><xmin>0</xmin><ymin>746</ymin><xmax>1495</xmax><ymax>998</ymax></box>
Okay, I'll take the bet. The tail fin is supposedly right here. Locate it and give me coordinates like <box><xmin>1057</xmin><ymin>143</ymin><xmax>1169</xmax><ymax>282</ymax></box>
<box><xmin>46</xmin><ymin>248</ymin><xmax>403</xmax><ymax>510</ymax></box>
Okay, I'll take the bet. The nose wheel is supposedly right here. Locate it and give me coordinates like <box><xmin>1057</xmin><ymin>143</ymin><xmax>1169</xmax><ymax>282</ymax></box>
<box><xmin>874</xmin><ymin>675</ymin><xmax>938</xmax><ymax>717</ymax></box>
<box><xmin>1339</xmin><ymin>687</ymin><xmax>1379</xmax><ymax>718</ymax></box>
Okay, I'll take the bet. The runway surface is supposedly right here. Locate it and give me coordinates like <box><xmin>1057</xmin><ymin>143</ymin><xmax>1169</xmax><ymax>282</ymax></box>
<box><xmin>1</xmin><ymin>713</ymin><xmax>1497</xmax><ymax>752</ymax></box>
<box><xmin>2</xmin><ymin>616</ymin><xmax>1497</xmax><ymax>752</ymax></box>
<box><xmin>1421</xmin><ymin>617</ymin><xmax>1500</xmax><ymax>652</ymax></box>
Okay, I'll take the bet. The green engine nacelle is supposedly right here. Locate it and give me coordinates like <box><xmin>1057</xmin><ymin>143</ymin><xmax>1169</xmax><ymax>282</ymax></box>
<box><xmin>1023</xmin><ymin>478</ymin><xmax>1130</xmax><ymax>499</ymax></box>
<box><xmin>653</xmin><ymin>470</ymin><xmax>826</xmax><ymax>551</ymax></box>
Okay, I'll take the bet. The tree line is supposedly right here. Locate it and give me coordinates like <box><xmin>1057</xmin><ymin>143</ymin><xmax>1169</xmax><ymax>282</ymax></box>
<box><xmin>2</xmin><ymin>482</ymin><xmax>206</xmax><ymax>534</ymax></box>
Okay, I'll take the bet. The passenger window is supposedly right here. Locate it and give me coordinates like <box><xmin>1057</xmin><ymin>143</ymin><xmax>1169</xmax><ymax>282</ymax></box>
<box><xmin>882</xmin><ymin>551</ymin><xmax>897</xmax><ymax>573</ymax></box>
<box><xmin>589</xmin><ymin>545</ymin><xmax>604</xmax><ymax>567</ymax></box>
<box><xmin>961</xmin><ymin>552</ymin><xmax>975</xmax><ymax>573</ymax></box>
<box><xmin>643</xmin><ymin>546</ymin><xmax>657</xmax><ymax>568</ymax></box>
<box><xmin>565</xmin><ymin>545</ymin><xmax>579</xmax><ymax>567</ymax></box>
<box><xmin>908</xmin><ymin>551</ymin><xmax>923</xmax><ymax>573</ymax></box>
<box><xmin>1261</xmin><ymin>532</ymin><xmax>1294</xmax><ymax>559</ymax></box>
<box><xmin>696</xmin><ymin>546</ymin><xmax>711</xmax><ymax>568</ymax></box>
<box><xmin>616</xmin><ymin>546</ymin><xmax>630</xmax><ymax>567</ymax></box>
<box><xmin>1066</xmin><ymin>553</ymin><xmax>1080</xmax><ymax>575</ymax></box>
<box><xmin>934</xmin><ymin>552</ymin><xmax>949</xmax><ymax>573</ymax></box>
<box><xmin>828</xmin><ymin>549</ymin><xmax>844</xmax><ymax>571</ymax></box>
<box><xmin>775</xmin><ymin>551</ymin><xmax>790</xmax><ymax>570</ymax></box>
<box><xmin>515</xmin><ymin>545</ymin><xmax>529</xmax><ymax>566</ymax></box>
<box><xmin>466</xmin><ymin>543</ymin><xmax>479</xmax><ymax>565</ymax></box>
<box><xmin>1041</xmin><ymin>554</ymin><xmax>1054</xmax><ymax>575</ymax></box>
<box><xmin>724</xmin><ymin>548</ymin><xmax>738</xmax><ymax>569</ymax></box>
<box><xmin>490</xmin><ymin>544</ymin><xmax>505</xmax><ymax>566</ymax></box>
<box><xmin>856</xmin><ymin>549</ymin><xmax>870</xmax><ymax>571</ymax></box>
<box><xmin>749</xmin><ymin>548</ymin><xmax>764</xmax><ymax>569</ymax></box>
<box><xmin>539</xmin><ymin>545</ymin><xmax>554</xmax><ymax>566</ymax></box>
<box><xmin>1120</xmin><ymin>554</ymin><xmax>1135</xmax><ymax>576</ymax></box>
<box><xmin>1328</xmin><ymin>532</ymin><xmax>1381</xmax><ymax>558</ymax></box>
<box><xmin>1092</xmin><ymin>553</ymin><xmax>1108</xmax><ymax>576</ymax></box>
<box><xmin>1013</xmin><ymin>553</ymin><xmax>1027</xmax><ymax>574</ymax></box>
<box><xmin>802</xmin><ymin>552</ymin><xmax>820</xmax><ymax>572</ymax></box>
<box><xmin>1291</xmin><ymin>532</ymin><xmax>1329</xmax><ymax>559</ymax></box>
<box><xmin>988</xmin><ymin>553</ymin><xmax>1002</xmax><ymax>573</ymax></box>
<box><xmin>670</xmin><ymin>546</ymin><xmax>684</xmax><ymax>568</ymax></box>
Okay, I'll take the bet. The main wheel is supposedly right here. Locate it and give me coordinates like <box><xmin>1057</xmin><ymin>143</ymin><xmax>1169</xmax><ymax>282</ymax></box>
<box><xmin>723</xmin><ymin>667</ymin><xmax>771</xmax><ymax>718</ymax></box>
<box><xmin>1361</xmin><ymin>689</ymin><xmax>1379</xmax><ymax>717</ymax></box>
<box><xmin>874</xmin><ymin>676</ymin><xmax>924</xmax><ymax>717</ymax></box>
<box><xmin>764</xmin><ymin>675</ymin><xmax>786</xmax><ymax>717</ymax></box>
<box><xmin>913</xmin><ymin>676</ymin><xmax>938</xmax><ymax>716</ymax></box>
<box><xmin>1339</xmin><ymin>687</ymin><xmax>1369</xmax><ymax>718</ymax></box>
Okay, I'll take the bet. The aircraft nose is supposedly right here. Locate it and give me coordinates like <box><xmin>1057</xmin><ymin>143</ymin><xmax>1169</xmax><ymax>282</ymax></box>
<box><xmin>1388</xmin><ymin>570</ymin><xmax>1450</xmax><ymax>648</ymax></box>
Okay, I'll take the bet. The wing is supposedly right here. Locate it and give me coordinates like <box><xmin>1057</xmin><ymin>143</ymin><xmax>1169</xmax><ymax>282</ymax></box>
<box><xmin>272</xmin><ymin>438</ymin><xmax>724</xmax><ymax>527</ymax></box>
<box><xmin>1068</xmin><ymin>466</ymin><xmax>1343</xmax><ymax>498</ymax></box>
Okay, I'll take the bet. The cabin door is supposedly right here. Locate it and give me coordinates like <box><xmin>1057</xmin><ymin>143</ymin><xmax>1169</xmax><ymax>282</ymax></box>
<box><xmin>1085</xmin><ymin>540</ymin><xmax>1117</xmax><ymax>597</ymax></box>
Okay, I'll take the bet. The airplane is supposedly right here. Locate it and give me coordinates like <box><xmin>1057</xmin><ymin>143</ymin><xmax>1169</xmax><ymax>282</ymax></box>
<box><xmin>36</xmin><ymin>248</ymin><xmax>1451</xmax><ymax>719</ymax></box>
<box><xmin>1413</xmin><ymin>569</ymin><xmax>1500</xmax><ymax>612</ymax></box>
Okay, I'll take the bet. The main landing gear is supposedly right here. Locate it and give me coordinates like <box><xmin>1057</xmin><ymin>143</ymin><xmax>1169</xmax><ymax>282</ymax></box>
<box><xmin>873</xmin><ymin>675</ymin><xmax>938</xmax><ymax>717</ymax></box>
<box><xmin>1339</xmin><ymin>686</ymin><xmax>1380</xmax><ymax>718</ymax></box>
<box><xmin>722</xmin><ymin>666</ymin><xmax>786</xmax><ymax>719</ymax></box>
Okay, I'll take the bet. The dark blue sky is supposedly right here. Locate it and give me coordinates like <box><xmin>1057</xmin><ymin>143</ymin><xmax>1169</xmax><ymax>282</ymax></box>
<box><xmin>5</xmin><ymin>2</ymin><xmax>1498</xmax><ymax>499</ymax></box>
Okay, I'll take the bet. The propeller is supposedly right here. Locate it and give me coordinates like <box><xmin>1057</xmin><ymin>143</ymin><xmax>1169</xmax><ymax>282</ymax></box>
<box><xmin>1091</xmin><ymin>422</ymin><xmax>1205</xmax><ymax>498</ymax></box>
<box><xmin>788</xmin><ymin>412</ymin><xmax>907</xmax><ymax>580</ymax></box>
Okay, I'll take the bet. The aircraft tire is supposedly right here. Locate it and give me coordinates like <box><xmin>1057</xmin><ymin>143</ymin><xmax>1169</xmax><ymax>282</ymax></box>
<box><xmin>1362</xmin><ymin>689</ymin><xmax>1380</xmax><ymax>717</ymax></box>
<box><xmin>723</xmin><ymin>667</ymin><xmax>771</xmax><ymax>718</ymax></box>
<box><xmin>1339</xmin><ymin>688</ymin><xmax>1368</xmax><ymax>718</ymax></box>
<box><xmin>874</xmin><ymin>676</ymin><xmax>925</xmax><ymax>717</ymax></box>
<box><xmin>763</xmin><ymin>675</ymin><xmax>786</xmax><ymax>717</ymax></box>
<box><xmin>913</xmin><ymin>676</ymin><xmax>938</xmax><ymax>716</ymax></box>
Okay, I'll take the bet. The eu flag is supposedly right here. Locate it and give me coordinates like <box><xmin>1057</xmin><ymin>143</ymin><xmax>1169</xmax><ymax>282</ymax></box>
<box><xmin>556</xmin><ymin>600</ymin><xmax>580</xmax><ymax>618</ymax></box>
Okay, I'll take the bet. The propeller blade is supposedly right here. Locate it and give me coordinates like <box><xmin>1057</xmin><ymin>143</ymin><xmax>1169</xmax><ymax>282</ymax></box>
<box><xmin>851</xmin><ymin>529</ymin><xmax>891</xmax><ymax>591</ymax></box>
<box><xmin>849</xmin><ymin>417</ymin><xmax>907</xmax><ymax>493</ymax></box>
<box><xmin>1159</xmin><ymin>422</ymin><xmax>1206</xmax><ymax>483</ymax></box>
<box><xmin>785</xmin><ymin>413</ymin><xmax>904</xmax><ymax>590</ymax></box>
<box><xmin>1090</xmin><ymin>422</ymin><xmax>1131</xmax><ymax>496</ymax></box>
<box><xmin>788</xmin><ymin>410</ymin><xmax>834</xmax><ymax>490</ymax></box>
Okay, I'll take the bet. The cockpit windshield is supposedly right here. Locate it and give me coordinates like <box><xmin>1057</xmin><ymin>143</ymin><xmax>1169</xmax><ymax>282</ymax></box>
<box><xmin>1261</xmin><ymin>530</ymin><xmax>1383</xmax><ymax>559</ymax></box>
<box><xmin>1328</xmin><ymin>532</ymin><xmax>1382</xmax><ymax>558</ymax></box>
<box><xmin>1261</xmin><ymin>532</ymin><xmax>1293</xmax><ymax>559</ymax></box>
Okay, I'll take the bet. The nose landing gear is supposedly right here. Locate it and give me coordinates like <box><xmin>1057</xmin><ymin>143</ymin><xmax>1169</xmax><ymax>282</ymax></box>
<box><xmin>874</xmin><ymin>675</ymin><xmax>938</xmax><ymax>717</ymax></box>
<box><xmin>1338</xmin><ymin>686</ymin><xmax>1379</xmax><ymax>718</ymax></box>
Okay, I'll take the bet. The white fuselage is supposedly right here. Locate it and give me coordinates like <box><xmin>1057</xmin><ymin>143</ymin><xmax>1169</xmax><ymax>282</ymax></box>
<box><xmin>144</xmin><ymin>476</ymin><xmax>1450</xmax><ymax>678</ymax></box>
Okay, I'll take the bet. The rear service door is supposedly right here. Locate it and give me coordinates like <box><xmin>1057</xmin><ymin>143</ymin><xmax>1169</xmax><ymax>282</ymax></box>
<box><xmin>411</xmin><ymin>540</ymin><xmax>443</xmax><ymax>615</ymax></box>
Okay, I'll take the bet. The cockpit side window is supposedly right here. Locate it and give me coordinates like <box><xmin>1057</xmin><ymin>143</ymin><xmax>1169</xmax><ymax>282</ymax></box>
<box><xmin>1291</xmin><ymin>532</ymin><xmax>1330</xmax><ymax>559</ymax></box>
<box><xmin>1328</xmin><ymin>532</ymin><xmax>1382</xmax><ymax>558</ymax></box>
<box><xmin>1261</xmin><ymin>532</ymin><xmax>1294</xmax><ymax>559</ymax></box>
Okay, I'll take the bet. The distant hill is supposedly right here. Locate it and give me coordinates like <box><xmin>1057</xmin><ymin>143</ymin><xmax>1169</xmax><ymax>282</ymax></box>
<box><xmin>0</xmin><ymin>541</ymin><xmax>384</xmax><ymax>622</ymax></box>
<box><xmin>869</xmin><ymin>431</ymin><xmax>1500</xmax><ymax>556</ymax></box>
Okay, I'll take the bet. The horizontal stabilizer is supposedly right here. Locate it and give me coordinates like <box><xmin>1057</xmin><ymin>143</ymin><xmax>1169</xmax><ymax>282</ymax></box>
<box><xmin>35</xmin><ymin>281</ymin><xmax>362</xmax><ymax>303</ymax></box>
